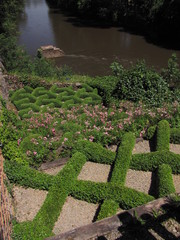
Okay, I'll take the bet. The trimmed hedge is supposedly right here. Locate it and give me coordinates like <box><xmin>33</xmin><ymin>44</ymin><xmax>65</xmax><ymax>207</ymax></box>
<box><xmin>4</xmin><ymin>160</ymin><xmax>53</xmax><ymax>190</ymax></box>
<box><xmin>12</xmin><ymin>152</ymin><xmax>87</xmax><ymax>240</ymax></box>
<box><xmin>97</xmin><ymin>200</ymin><xmax>119</xmax><ymax>220</ymax></box>
<box><xmin>131</xmin><ymin>151</ymin><xmax>180</xmax><ymax>174</ymax></box>
<box><xmin>110</xmin><ymin>132</ymin><xmax>135</xmax><ymax>185</ymax></box>
<box><xmin>81</xmin><ymin>83</ymin><xmax>94</xmax><ymax>92</ymax></box>
<box><xmin>14</xmin><ymin>98</ymin><xmax>30</xmax><ymax>110</ymax></box>
<box><xmin>73</xmin><ymin>140</ymin><xmax>116</xmax><ymax>164</ymax></box>
<box><xmin>32</xmin><ymin>87</ymin><xmax>46</xmax><ymax>97</ymax></box>
<box><xmin>156</xmin><ymin>120</ymin><xmax>170</xmax><ymax>151</ymax></box>
<box><xmin>19</xmin><ymin>108</ymin><xmax>32</xmax><ymax>118</ymax></box>
<box><xmin>157</xmin><ymin>164</ymin><xmax>175</xmax><ymax>198</ymax></box>
<box><xmin>10</xmin><ymin>89</ymin><xmax>26</xmax><ymax>102</ymax></box>
<box><xmin>71</xmin><ymin>181</ymin><xmax>154</xmax><ymax>210</ymax></box>
<box><xmin>170</xmin><ymin>128</ymin><xmax>180</xmax><ymax>144</ymax></box>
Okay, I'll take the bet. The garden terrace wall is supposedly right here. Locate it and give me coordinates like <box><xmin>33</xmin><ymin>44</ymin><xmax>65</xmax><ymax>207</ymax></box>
<box><xmin>0</xmin><ymin>150</ymin><xmax>12</xmax><ymax>240</ymax></box>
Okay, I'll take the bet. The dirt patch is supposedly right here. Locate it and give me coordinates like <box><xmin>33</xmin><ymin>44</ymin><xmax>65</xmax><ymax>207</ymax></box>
<box><xmin>53</xmin><ymin>196</ymin><xmax>98</xmax><ymax>235</ymax></box>
<box><xmin>125</xmin><ymin>169</ymin><xmax>152</xmax><ymax>194</ymax></box>
<box><xmin>13</xmin><ymin>186</ymin><xmax>48</xmax><ymax>222</ymax></box>
<box><xmin>78</xmin><ymin>161</ymin><xmax>111</xmax><ymax>183</ymax></box>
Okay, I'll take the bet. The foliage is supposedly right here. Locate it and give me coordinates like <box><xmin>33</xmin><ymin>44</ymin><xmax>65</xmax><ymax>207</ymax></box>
<box><xmin>170</xmin><ymin>128</ymin><xmax>180</xmax><ymax>144</ymax></box>
<box><xmin>71</xmin><ymin>181</ymin><xmax>154</xmax><ymax>210</ymax></box>
<box><xmin>112</xmin><ymin>61</ymin><xmax>171</xmax><ymax>107</ymax></box>
<box><xmin>110</xmin><ymin>132</ymin><xmax>135</xmax><ymax>185</ymax></box>
<box><xmin>161</xmin><ymin>54</ymin><xmax>180</xmax><ymax>89</ymax></box>
<box><xmin>157</xmin><ymin>164</ymin><xmax>175</xmax><ymax>198</ymax></box>
<box><xmin>97</xmin><ymin>200</ymin><xmax>119</xmax><ymax>220</ymax></box>
<box><xmin>131</xmin><ymin>151</ymin><xmax>180</xmax><ymax>174</ymax></box>
<box><xmin>156</xmin><ymin>120</ymin><xmax>170</xmax><ymax>151</ymax></box>
<box><xmin>12</xmin><ymin>152</ymin><xmax>87</xmax><ymax>240</ymax></box>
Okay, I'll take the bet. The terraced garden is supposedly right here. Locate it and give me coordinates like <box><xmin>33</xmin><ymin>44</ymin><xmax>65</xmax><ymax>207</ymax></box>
<box><xmin>0</xmin><ymin>82</ymin><xmax>180</xmax><ymax>239</ymax></box>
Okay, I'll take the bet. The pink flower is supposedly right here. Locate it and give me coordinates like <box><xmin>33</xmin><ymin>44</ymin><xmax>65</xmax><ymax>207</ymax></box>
<box><xmin>33</xmin><ymin>151</ymin><xmax>37</xmax><ymax>155</ymax></box>
<box><xmin>64</xmin><ymin>138</ymin><xmax>68</xmax><ymax>142</ymax></box>
<box><xmin>52</xmin><ymin>128</ymin><xmax>56</xmax><ymax>135</ymax></box>
<box><xmin>17</xmin><ymin>138</ymin><xmax>22</xmax><ymax>146</ymax></box>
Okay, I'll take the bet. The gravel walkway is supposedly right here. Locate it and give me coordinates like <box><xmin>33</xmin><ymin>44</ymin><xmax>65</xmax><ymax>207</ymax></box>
<box><xmin>125</xmin><ymin>169</ymin><xmax>152</xmax><ymax>194</ymax></box>
<box><xmin>133</xmin><ymin>140</ymin><xmax>151</xmax><ymax>154</ymax></box>
<box><xmin>170</xmin><ymin>143</ymin><xmax>180</xmax><ymax>154</ymax></box>
<box><xmin>13</xmin><ymin>186</ymin><xmax>48</xmax><ymax>222</ymax></box>
<box><xmin>53</xmin><ymin>196</ymin><xmax>98</xmax><ymax>235</ymax></box>
<box><xmin>78</xmin><ymin>161</ymin><xmax>111</xmax><ymax>183</ymax></box>
<box><xmin>43</xmin><ymin>165</ymin><xmax>64</xmax><ymax>175</ymax></box>
<box><xmin>172</xmin><ymin>175</ymin><xmax>180</xmax><ymax>193</ymax></box>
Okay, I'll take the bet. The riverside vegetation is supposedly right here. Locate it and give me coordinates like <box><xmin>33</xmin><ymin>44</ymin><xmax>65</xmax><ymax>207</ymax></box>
<box><xmin>0</xmin><ymin>0</ymin><xmax>180</xmax><ymax>239</ymax></box>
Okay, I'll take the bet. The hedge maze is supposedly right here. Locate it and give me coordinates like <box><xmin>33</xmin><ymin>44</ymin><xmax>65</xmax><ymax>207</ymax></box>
<box><xmin>2</xmin><ymin>117</ymin><xmax>178</xmax><ymax>239</ymax></box>
<box><xmin>10</xmin><ymin>84</ymin><xmax>102</xmax><ymax>118</ymax></box>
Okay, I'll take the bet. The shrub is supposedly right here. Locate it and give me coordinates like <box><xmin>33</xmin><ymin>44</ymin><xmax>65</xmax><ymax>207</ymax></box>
<box><xmin>71</xmin><ymin>181</ymin><xmax>154</xmax><ymax>209</ymax></box>
<box><xmin>35</xmin><ymin>94</ymin><xmax>48</xmax><ymax>106</ymax></box>
<box><xmin>170</xmin><ymin>128</ymin><xmax>180</xmax><ymax>144</ymax></box>
<box><xmin>72</xmin><ymin>96</ymin><xmax>82</xmax><ymax>104</ymax></box>
<box><xmin>20</xmin><ymin>93</ymin><xmax>36</xmax><ymax>103</ymax></box>
<box><xmin>81</xmin><ymin>83</ymin><xmax>93</xmax><ymax>92</ymax></box>
<box><xmin>62</xmin><ymin>99</ymin><xmax>74</xmax><ymax>108</ymax></box>
<box><xmin>78</xmin><ymin>92</ymin><xmax>90</xmax><ymax>99</ymax></box>
<box><xmin>24</xmin><ymin>86</ymin><xmax>33</xmax><ymax>93</ymax></box>
<box><xmin>4</xmin><ymin>160</ymin><xmax>53</xmax><ymax>190</ymax></box>
<box><xmin>12</xmin><ymin>152</ymin><xmax>86</xmax><ymax>240</ymax></box>
<box><xmin>87</xmin><ymin>76</ymin><xmax>118</xmax><ymax>106</ymax></box>
<box><xmin>146</xmin><ymin>125</ymin><xmax>157</xmax><ymax>140</ymax></box>
<box><xmin>42</xmin><ymin>99</ymin><xmax>62</xmax><ymax>108</ymax></box>
<box><xmin>73</xmin><ymin>140</ymin><xmax>115</xmax><ymax>164</ymax></box>
<box><xmin>156</xmin><ymin>120</ymin><xmax>170</xmax><ymax>151</ymax></box>
<box><xmin>113</xmin><ymin>61</ymin><xmax>170</xmax><ymax>107</ymax></box>
<box><xmin>97</xmin><ymin>200</ymin><xmax>119</xmax><ymax>220</ymax></box>
<box><xmin>19</xmin><ymin>108</ymin><xmax>32</xmax><ymax>118</ymax></box>
<box><xmin>32</xmin><ymin>87</ymin><xmax>46</xmax><ymax>97</ymax></box>
<box><xmin>157</xmin><ymin>164</ymin><xmax>175</xmax><ymax>198</ymax></box>
<box><xmin>131</xmin><ymin>151</ymin><xmax>180</xmax><ymax>174</ymax></box>
<box><xmin>20</xmin><ymin>103</ymin><xmax>40</xmax><ymax>112</ymax></box>
<box><xmin>14</xmin><ymin>98</ymin><xmax>30</xmax><ymax>110</ymax></box>
<box><xmin>11</xmin><ymin>89</ymin><xmax>26</xmax><ymax>102</ymax></box>
<box><xmin>47</xmin><ymin>91</ymin><xmax>57</xmax><ymax>99</ymax></box>
<box><xmin>110</xmin><ymin>132</ymin><xmax>135</xmax><ymax>185</ymax></box>
<box><xmin>56</xmin><ymin>91</ymin><xmax>68</xmax><ymax>100</ymax></box>
<box><xmin>61</xmin><ymin>95</ymin><xmax>73</xmax><ymax>102</ymax></box>
<box><xmin>88</xmin><ymin>92</ymin><xmax>102</xmax><ymax>101</ymax></box>
<box><xmin>83</xmin><ymin>97</ymin><xmax>93</xmax><ymax>104</ymax></box>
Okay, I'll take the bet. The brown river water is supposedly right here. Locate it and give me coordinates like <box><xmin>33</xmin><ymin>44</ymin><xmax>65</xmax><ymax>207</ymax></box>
<box><xmin>18</xmin><ymin>0</ymin><xmax>180</xmax><ymax>76</ymax></box>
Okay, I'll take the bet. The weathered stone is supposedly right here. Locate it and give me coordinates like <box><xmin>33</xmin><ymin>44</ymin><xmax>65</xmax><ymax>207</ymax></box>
<box><xmin>38</xmin><ymin>45</ymin><xmax>65</xmax><ymax>59</ymax></box>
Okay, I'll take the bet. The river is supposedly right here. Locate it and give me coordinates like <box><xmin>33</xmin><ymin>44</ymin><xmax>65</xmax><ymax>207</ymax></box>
<box><xmin>18</xmin><ymin>0</ymin><xmax>180</xmax><ymax>76</ymax></box>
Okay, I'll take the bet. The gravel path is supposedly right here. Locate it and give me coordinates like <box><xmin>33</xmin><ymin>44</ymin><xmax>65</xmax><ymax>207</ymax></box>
<box><xmin>125</xmin><ymin>169</ymin><xmax>152</xmax><ymax>194</ymax></box>
<box><xmin>133</xmin><ymin>140</ymin><xmax>151</xmax><ymax>154</ymax></box>
<box><xmin>13</xmin><ymin>186</ymin><xmax>48</xmax><ymax>222</ymax></box>
<box><xmin>43</xmin><ymin>165</ymin><xmax>64</xmax><ymax>175</ymax></box>
<box><xmin>172</xmin><ymin>175</ymin><xmax>180</xmax><ymax>193</ymax></box>
<box><xmin>53</xmin><ymin>196</ymin><xmax>98</xmax><ymax>235</ymax></box>
<box><xmin>78</xmin><ymin>161</ymin><xmax>111</xmax><ymax>183</ymax></box>
<box><xmin>170</xmin><ymin>143</ymin><xmax>180</xmax><ymax>154</ymax></box>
